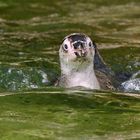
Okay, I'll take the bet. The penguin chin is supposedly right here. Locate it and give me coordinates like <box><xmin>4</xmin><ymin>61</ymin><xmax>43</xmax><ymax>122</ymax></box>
<box><xmin>74</xmin><ymin>54</ymin><xmax>93</xmax><ymax>62</ymax></box>
<box><xmin>72</xmin><ymin>58</ymin><xmax>93</xmax><ymax>68</ymax></box>
<box><xmin>73</xmin><ymin>57</ymin><xmax>89</xmax><ymax>63</ymax></box>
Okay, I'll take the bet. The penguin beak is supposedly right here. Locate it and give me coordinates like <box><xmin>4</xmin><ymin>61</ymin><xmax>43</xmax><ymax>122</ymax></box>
<box><xmin>79</xmin><ymin>49</ymin><xmax>87</xmax><ymax>57</ymax></box>
<box><xmin>73</xmin><ymin>42</ymin><xmax>87</xmax><ymax>57</ymax></box>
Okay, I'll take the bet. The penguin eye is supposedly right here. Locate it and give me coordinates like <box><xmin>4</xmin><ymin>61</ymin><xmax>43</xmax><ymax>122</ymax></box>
<box><xmin>63</xmin><ymin>44</ymin><xmax>68</xmax><ymax>52</ymax></box>
<box><xmin>89</xmin><ymin>42</ymin><xmax>92</xmax><ymax>47</ymax></box>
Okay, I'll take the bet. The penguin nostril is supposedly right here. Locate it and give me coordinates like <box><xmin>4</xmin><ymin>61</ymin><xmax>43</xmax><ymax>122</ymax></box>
<box><xmin>81</xmin><ymin>43</ymin><xmax>84</xmax><ymax>49</ymax></box>
<box><xmin>73</xmin><ymin>42</ymin><xmax>83</xmax><ymax>50</ymax></box>
<box><xmin>74</xmin><ymin>52</ymin><xmax>80</xmax><ymax>57</ymax></box>
<box><xmin>74</xmin><ymin>45</ymin><xmax>77</xmax><ymax>50</ymax></box>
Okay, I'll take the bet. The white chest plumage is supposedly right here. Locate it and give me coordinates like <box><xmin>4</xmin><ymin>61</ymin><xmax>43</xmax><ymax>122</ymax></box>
<box><xmin>61</xmin><ymin>62</ymin><xmax>100</xmax><ymax>89</ymax></box>
<box><xmin>68</xmin><ymin>71</ymin><xmax>100</xmax><ymax>89</ymax></box>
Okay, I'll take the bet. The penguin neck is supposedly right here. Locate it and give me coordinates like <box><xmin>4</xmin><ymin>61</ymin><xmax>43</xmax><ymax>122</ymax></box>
<box><xmin>60</xmin><ymin>61</ymin><xmax>100</xmax><ymax>89</ymax></box>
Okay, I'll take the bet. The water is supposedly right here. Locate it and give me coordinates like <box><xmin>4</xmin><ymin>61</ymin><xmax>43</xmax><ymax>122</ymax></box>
<box><xmin>0</xmin><ymin>0</ymin><xmax>140</xmax><ymax>139</ymax></box>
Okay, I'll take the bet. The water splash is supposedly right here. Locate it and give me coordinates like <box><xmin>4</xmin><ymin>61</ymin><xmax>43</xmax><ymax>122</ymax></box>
<box><xmin>121</xmin><ymin>70</ymin><xmax>140</xmax><ymax>93</ymax></box>
<box><xmin>0</xmin><ymin>67</ymin><xmax>52</xmax><ymax>91</ymax></box>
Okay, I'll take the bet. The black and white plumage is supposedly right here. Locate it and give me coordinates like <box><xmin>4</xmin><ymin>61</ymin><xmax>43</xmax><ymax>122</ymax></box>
<box><xmin>58</xmin><ymin>33</ymin><xmax>118</xmax><ymax>90</ymax></box>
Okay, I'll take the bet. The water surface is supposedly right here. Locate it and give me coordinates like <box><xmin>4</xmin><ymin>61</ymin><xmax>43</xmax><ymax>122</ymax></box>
<box><xmin>0</xmin><ymin>0</ymin><xmax>140</xmax><ymax>139</ymax></box>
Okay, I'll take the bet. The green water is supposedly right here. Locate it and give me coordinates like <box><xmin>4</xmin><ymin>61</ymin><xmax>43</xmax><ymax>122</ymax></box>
<box><xmin>0</xmin><ymin>89</ymin><xmax>140</xmax><ymax>140</ymax></box>
<box><xmin>0</xmin><ymin>0</ymin><xmax>140</xmax><ymax>139</ymax></box>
